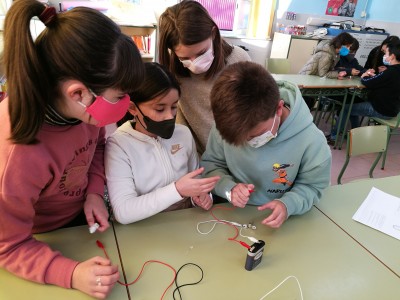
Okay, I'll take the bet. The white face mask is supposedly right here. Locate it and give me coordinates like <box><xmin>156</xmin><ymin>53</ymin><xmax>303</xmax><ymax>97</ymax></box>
<box><xmin>180</xmin><ymin>43</ymin><xmax>214</xmax><ymax>74</ymax></box>
<box><xmin>247</xmin><ymin>115</ymin><xmax>278</xmax><ymax>148</ymax></box>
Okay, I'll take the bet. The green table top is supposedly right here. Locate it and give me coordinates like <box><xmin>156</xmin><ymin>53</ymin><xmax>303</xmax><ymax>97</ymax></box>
<box><xmin>0</xmin><ymin>225</ymin><xmax>128</xmax><ymax>300</ymax></box>
<box><xmin>273</xmin><ymin>74</ymin><xmax>365</xmax><ymax>89</ymax></box>
<box><xmin>113</xmin><ymin>203</ymin><xmax>400</xmax><ymax>299</ymax></box>
<box><xmin>316</xmin><ymin>175</ymin><xmax>400</xmax><ymax>277</ymax></box>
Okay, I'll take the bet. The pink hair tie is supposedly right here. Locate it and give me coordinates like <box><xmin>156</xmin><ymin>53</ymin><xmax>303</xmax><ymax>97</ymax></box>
<box><xmin>39</xmin><ymin>6</ymin><xmax>57</xmax><ymax>26</ymax></box>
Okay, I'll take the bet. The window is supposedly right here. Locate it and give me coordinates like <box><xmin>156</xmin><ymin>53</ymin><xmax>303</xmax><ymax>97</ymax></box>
<box><xmin>195</xmin><ymin>0</ymin><xmax>276</xmax><ymax>39</ymax></box>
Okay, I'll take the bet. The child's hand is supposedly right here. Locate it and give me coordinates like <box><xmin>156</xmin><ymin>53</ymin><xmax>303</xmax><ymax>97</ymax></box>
<box><xmin>72</xmin><ymin>256</ymin><xmax>119</xmax><ymax>299</ymax></box>
<box><xmin>175</xmin><ymin>167</ymin><xmax>220</xmax><ymax>197</ymax></box>
<box><xmin>84</xmin><ymin>193</ymin><xmax>110</xmax><ymax>232</ymax></box>
<box><xmin>362</xmin><ymin>68</ymin><xmax>375</xmax><ymax>78</ymax></box>
<box><xmin>192</xmin><ymin>193</ymin><xmax>213</xmax><ymax>210</ymax></box>
<box><xmin>338</xmin><ymin>71</ymin><xmax>347</xmax><ymax>78</ymax></box>
<box><xmin>230</xmin><ymin>183</ymin><xmax>255</xmax><ymax>208</ymax></box>
<box><xmin>351</xmin><ymin>68</ymin><xmax>360</xmax><ymax>76</ymax></box>
<box><xmin>378</xmin><ymin>66</ymin><xmax>387</xmax><ymax>73</ymax></box>
<box><xmin>258</xmin><ymin>200</ymin><xmax>287</xmax><ymax>228</ymax></box>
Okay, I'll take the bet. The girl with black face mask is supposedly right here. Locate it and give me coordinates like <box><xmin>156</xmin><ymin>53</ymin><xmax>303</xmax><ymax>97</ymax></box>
<box><xmin>104</xmin><ymin>63</ymin><xmax>220</xmax><ymax>224</ymax></box>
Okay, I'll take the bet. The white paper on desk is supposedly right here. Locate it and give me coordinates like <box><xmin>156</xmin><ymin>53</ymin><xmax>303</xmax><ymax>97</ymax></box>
<box><xmin>352</xmin><ymin>187</ymin><xmax>400</xmax><ymax>240</ymax></box>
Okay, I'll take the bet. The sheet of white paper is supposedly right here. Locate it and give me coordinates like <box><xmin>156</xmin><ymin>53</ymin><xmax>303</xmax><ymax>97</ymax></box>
<box><xmin>352</xmin><ymin>187</ymin><xmax>400</xmax><ymax>240</ymax></box>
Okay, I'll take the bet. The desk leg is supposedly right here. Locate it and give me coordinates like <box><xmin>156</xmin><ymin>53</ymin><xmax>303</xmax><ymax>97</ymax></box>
<box><xmin>333</xmin><ymin>91</ymin><xmax>349</xmax><ymax>149</ymax></box>
<box><xmin>337</xmin><ymin>91</ymin><xmax>356</xmax><ymax>150</ymax></box>
<box><xmin>313</xmin><ymin>94</ymin><xmax>324</xmax><ymax>126</ymax></box>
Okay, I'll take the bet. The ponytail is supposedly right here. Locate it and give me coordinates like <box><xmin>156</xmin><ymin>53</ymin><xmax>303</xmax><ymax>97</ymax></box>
<box><xmin>4</xmin><ymin>0</ymin><xmax>50</xmax><ymax>144</ymax></box>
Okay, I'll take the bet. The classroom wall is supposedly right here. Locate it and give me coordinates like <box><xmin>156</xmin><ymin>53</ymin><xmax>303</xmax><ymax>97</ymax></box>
<box><xmin>1</xmin><ymin>0</ymin><xmax>398</xmax><ymax>68</ymax></box>
<box><xmin>239</xmin><ymin>0</ymin><xmax>400</xmax><ymax>66</ymax></box>
<box><xmin>276</xmin><ymin>0</ymin><xmax>400</xmax><ymax>36</ymax></box>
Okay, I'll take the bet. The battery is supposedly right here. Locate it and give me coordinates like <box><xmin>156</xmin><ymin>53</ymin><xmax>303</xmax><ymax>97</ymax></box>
<box><xmin>245</xmin><ymin>240</ymin><xmax>265</xmax><ymax>271</ymax></box>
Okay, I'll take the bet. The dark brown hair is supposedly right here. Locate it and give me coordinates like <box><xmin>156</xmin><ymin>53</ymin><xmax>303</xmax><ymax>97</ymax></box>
<box><xmin>3</xmin><ymin>0</ymin><xmax>144</xmax><ymax>144</ymax></box>
<box><xmin>118</xmin><ymin>62</ymin><xmax>181</xmax><ymax>126</ymax></box>
<box><xmin>158</xmin><ymin>0</ymin><xmax>233</xmax><ymax>80</ymax></box>
<box><xmin>387</xmin><ymin>41</ymin><xmax>400</xmax><ymax>61</ymax></box>
<box><xmin>210</xmin><ymin>61</ymin><xmax>280</xmax><ymax>145</ymax></box>
<box><xmin>330</xmin><ymin>32</ymin><xmax>354</xmax><ymax>49</ymax></box>
<box><xmin>350</xmin><ymin>38</ymin><xmax>359</xmax><ymax>53</ymax></box>
<box><xmin>371</xmin><ymin>35</ymin><xmax>400</xmax><ymax>71</ymax></box>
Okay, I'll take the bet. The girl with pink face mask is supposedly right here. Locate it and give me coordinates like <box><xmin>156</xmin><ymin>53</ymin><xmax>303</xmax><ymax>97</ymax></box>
<box><xmin>0</xmin><ymin>0</ymin><xmax>144</xmax><ymax>298</ymax></box>
<box><xmin>158</xmin><ymin>0</ymin><xmax>251</xmax><ymax>155</ymax></box>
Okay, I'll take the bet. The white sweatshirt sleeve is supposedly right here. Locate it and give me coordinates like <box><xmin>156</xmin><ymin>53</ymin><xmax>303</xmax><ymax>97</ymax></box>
<box><xmin>105</xmin><ymin>133</ymin><xmax>183</xmax><ymax>224</ymax></box>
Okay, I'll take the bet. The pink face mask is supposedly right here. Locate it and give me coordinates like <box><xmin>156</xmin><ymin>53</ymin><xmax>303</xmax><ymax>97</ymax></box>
<box><xmin>79</xmin><ymin>91</ymin><xmax>130</xmax><ymax>127</ymax></box>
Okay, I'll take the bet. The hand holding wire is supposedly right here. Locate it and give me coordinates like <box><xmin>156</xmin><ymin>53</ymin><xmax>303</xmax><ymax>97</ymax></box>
<box><xmin>230</xmin><ymin>183</ymin><xmax>255</xmax><ymax>208</ymax></box>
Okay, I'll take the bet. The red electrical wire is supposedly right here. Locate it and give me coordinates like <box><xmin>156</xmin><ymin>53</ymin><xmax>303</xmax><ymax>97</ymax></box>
<box><xmin>209</xmin><ymin>206</ymin><xmax>250</xmax><ymax>249</ymax></box>
<box><xmin>96</xmin><ymin>240</ymin><xmax>177</xmax><ymax>300</ymax></box>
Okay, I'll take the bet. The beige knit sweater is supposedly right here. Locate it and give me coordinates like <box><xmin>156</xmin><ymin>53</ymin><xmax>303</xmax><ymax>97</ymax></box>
<box><xmin>176</xmin><ymin>46</ymin><xmax>251</xmax><ymax>154</ymax></box>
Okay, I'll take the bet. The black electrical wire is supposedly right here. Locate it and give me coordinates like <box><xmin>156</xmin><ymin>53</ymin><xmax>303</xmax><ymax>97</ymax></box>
<box><xmin>172</xmin><ymin>263</ymin><xmax>204</xmax><ymax>300</ymax></box>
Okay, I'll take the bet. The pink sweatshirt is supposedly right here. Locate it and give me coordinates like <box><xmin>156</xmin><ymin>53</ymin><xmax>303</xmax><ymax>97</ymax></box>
<box><xmin>0</xmin><ymin>99</ymin><xmax>106</xmax><ymax>288</ymax></box>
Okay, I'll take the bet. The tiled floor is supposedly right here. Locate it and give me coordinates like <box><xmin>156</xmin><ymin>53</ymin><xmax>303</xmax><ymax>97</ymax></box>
<box><xmin>329</xmin><ymin>133</ymin><xmax>400</xmax><ymax>185</ymax></box>
<box><xmin>317</xmin><ymin>118</ymin><xmax>400</xmax><ymax>185</ymax></box>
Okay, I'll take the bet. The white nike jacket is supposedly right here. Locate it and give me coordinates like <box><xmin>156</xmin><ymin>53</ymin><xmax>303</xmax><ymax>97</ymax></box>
<box><xmin>105</xmin><ymin>121</ymin><xmax>199</xmax><ymax>224</ymax></box>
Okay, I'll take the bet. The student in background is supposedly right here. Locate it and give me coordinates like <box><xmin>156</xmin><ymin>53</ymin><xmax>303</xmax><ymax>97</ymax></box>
<box><xmin>158</xmin><ymin>0</ymin><xmax>251</xmax><ymax>154</ymax></box>
<box><xmin>364</xmin><ymin>35</ymin><xmax>399</xmax><ymax>73</ymax></box>
<box><xmin>335</xmin><ymin>39</ymin><xmax>367</xmax><ymax>77</ymax></box>
<box><xmin>299</xmin><ymin>32</ymin><xmax>354</xmax><ymax>79</ymax></box>
<box><xmin>0</xmin><ymin>0</ymin><xmax>144</xmax><ymax>298</ymax></box>
<box><xmin>105</xmin><ymin>62</ymin><xmax>220</xmax><ymax>224</ymax></box>
<box><xmin>201</xmin><ymin>62</ymin><xmax>331</xmax><ymax>228</ymax></box>
<box><xmin>330</xmin><ymin>41</ymin><xmax>400</xmax><ymax>139</ymax></box>
<box><xmin>299</xmin><ymin>32</ymin><xmax>354</xmax><ymax>108</ymax></box>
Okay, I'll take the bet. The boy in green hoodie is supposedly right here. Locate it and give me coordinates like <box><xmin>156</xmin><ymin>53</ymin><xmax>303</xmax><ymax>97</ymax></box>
<box><xmin>201</xmin><ymin>61</ymin><xmax>331</xmax><ymax>228</ymax></box>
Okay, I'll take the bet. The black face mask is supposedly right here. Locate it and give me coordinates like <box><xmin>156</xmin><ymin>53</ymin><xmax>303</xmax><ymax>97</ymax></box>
<box><xmin>134</xmin><ymin>103</ymin><xmax>176</xmax><ymax>139</ymax></box>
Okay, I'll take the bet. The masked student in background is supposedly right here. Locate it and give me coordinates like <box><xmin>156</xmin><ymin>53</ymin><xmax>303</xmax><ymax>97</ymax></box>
<box><xmin>158</xmin><ymin>0</ymin><xmax>251</xmax><ymax>154</ymax></box>
<box><xmin>335</xmin><ymin>39</ymin><xmax>367</xmax><ymax>77</ymax></box>
<box><xmin>299</xmin><ymin>32</ymin><xmax>355</xmax><ymax>109</ymax></box>
<box><xmin>201</xmin><ymin>61</ymin><xmax>331</xmax><ymax>229</ymax></box>
<box><xmin>105</xmin><ymin>62</ymin><xmax>220</xmax><ymax>225</ymax></box>
<box><xmin>329</xmin><ymin>41</ymin><xmax>400</xmax><ymax>141</ymax></box>
<box><xmin>0</xmin><ymin>0</ymin><xmax>145</xmax><ymax>298</ymax></box>
<box><xmin>364</xmin><ymin>35</ymin><xmax>399</xmax><ymax>73</ymax></box>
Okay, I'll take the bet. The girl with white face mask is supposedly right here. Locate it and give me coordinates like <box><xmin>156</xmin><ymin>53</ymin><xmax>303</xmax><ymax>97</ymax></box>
<box><xmin>158</xmin><ymin>0</ymin><xmax>251</xmax><ymax>155</ymax></box>
<box><xmin>201</xmin><ymin>61</ymin><xmax>331</xmax><ymax>229</ymax></box>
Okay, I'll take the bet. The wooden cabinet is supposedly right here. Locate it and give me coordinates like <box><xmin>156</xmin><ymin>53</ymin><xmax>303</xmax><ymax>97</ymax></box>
<box><xmin>119</xmin><ymin>25</ymin><xmax>157</xmax><ymax>62</ymax></box>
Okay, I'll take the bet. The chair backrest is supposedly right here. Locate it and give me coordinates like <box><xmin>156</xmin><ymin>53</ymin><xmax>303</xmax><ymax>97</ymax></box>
<box><xmin>349</xmin><ymin>125</ymin><xmax>388</xmax><ymax>156</ymax></box>
<box><xmin>371</xmin><ymin>112</ymin><xmax>400</xmax><ymax>129</ymax></box>
<box><xmin>337</xmin><ymin>125</ymin><xmax>389</xmax><ymax>184</ymax></box>
<box><xmin>266</xmin><ymin>58</ymin><xmax>291</xmax><ymax>74</ymax></box>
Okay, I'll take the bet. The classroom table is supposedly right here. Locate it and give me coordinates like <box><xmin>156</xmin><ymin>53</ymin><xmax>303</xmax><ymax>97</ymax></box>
<box><xmin>316</xmin><ymin>175</ymin><xmax>400</xmax><ymax>278</ymax></box>
<box><xmin>113</xmin><ymin>203</ymin><xmax>400</xmax><ymax>300</ymax></box>
<box><xmin>0</xmin><ymin>224</ymin><xmax>129</xmax><ymax>300</ymax></box>
<box><xmin>272</xmin><ymin>74</ymin><xmax>365</xmax><ymax>149</ymax></box>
